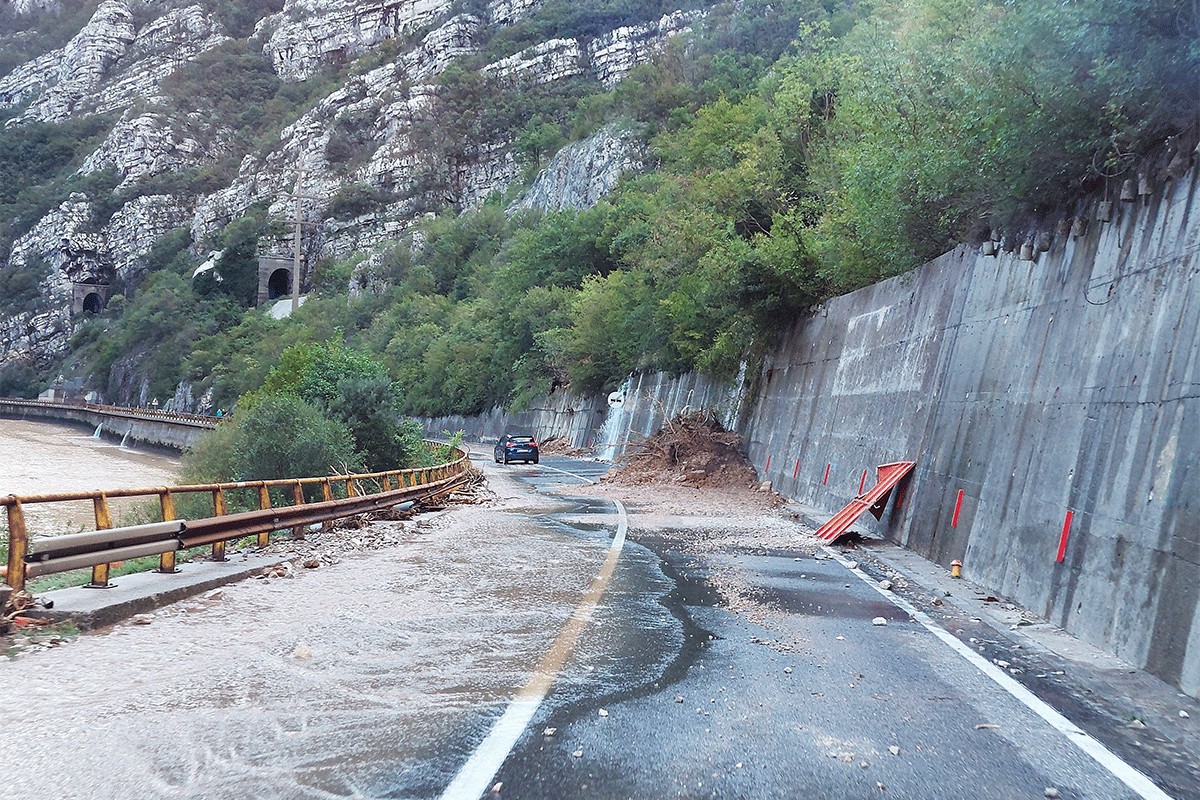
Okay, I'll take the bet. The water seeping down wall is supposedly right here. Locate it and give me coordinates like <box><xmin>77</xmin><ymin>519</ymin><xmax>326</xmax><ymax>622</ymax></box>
<box><xmin>425</xmin><ymin>165</ymin><xmax>1200</xmax><ymax>698</ymax></box>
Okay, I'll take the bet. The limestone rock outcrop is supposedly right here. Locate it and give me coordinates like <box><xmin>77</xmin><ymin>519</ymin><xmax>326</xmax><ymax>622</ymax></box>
<box><xmin>262</xmin><ymin>0</ymin><xmax>456</xmax><ymax>82</ymax></box>
<box><xmin>0</xmin><ymin>2</ymin><xmax>228</xmax><ymax>124</ymax></box>
<box><xmin>513</xmin><ymin>125</ymin><xmax>643</xmax><ymax>213</ymax></box>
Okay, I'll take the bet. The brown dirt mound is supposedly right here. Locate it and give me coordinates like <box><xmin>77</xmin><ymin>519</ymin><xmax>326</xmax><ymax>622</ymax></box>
<box><xmin>604</xmin><ymin>411</ymin><xmax>760</xmax><ymax>489</ymax></box>
<box><xmin>537</xmin><ymin>436</ymin><xmax>592</xmax><ymax>457</ymax></box>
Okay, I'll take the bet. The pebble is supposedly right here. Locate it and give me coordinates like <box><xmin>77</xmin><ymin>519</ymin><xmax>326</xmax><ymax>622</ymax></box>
<box><xmin>879</xmin><ymin>580</ymin><xmax>893</xmax><ymax>591</ymax></box>
<box><xmin>784</xmin><ymin>666</ymin><xmax>793</xmax><ymax>674</ymax></box>
<box><xmin>872</xmin><ymin>617</ymin><xmax>887</xmax><ymax>626</ymax></box>
<box><xmin>572</xmin><ymin>749</ymin><xmax>583</xmax><ymax>758</ymax></box>
<box><xmin>598</xmin><ymin>709</ymin><xmax>609</xmax><ymax>717</ymax></box>
<box><xmin>490</xmin><ymin>782</ymin><xmax>503</xmax><ymax>794</ymax></box>
<box><xmin>132</xmin><ymin>614</ymin><xmax>154</xmax><ymax>625</ymax></box>
<box><xmin>1044</xmin><ymin>789</ymin><xmax>1060</xmax><ymax>799</ymax></box>
<box><xmin>543</xmin><ymin>727</ymin><xmax>557</xmax><ymax>737</ymax></box>
<box><xmin>203</xmin><ymin>589</ymin><xmax>224</xmax><ymax>601</ymax></box>
<box><xmin>888</xmin><ymin>746</ymin><xmax>900</xmax><ymax>756</ymax></box>
<box><xmin>1180</xmin><ymin>711</ymin><xmax>1190</xmax><ymax>719</ymax></box>
<box><xmin>291</xmin><ymin>643</ymin><xmax>313</xmax><ymax>660</ymax></box>
<box><xmin>674</xmin><ymin>695</ymin><xmax>684</xmax><ymax>703</ymax></box>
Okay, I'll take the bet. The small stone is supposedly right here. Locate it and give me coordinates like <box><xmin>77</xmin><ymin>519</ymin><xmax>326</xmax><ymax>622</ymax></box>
<box><xmin>1044</xmin><ymin>789</ymin><xmax>1060</xmax><ymax>799</ymax></box>
<box><xmin>784</xmin><ymin>666</ymin><xmax>793</xmax><ymax>674</ymax></box>
<box><xmin>1180</xmin><ymin>710</ymin><xmax>1190</xmax><ymax>719</ymax></box>
<box><xmin>847</xmin><ymin>561</ymin><xmax>859</xmax><ymax>570</ymax></box>
<box><xmin>203</xmin><ymin>589</ymin><xmax>223</xmax><ymax>601</ymax></box>
<box><xmin>836</xmin><ymin>636</ymin><xmax>845</xmax><ymax>641</ymax></box>
<box><xmin>132</xmin><ymin>614</ymin><xmax>154</xmax><ymax>625</ymax></box>
<box><xmin>675</xmin><ymin>695</ymin><xmax>684</xmax><ymax>703</ymax></box>
<box><xmin>543</xmin><ymin>727</ymin><xmax>557</xmax><ymax>736</ymax></box>
<box><xmin>598</xmin><ymin>708</ymin><xmax>609</xmax><ymax>717</ymax></box>
<box><xmin>491</xmin><ymin>782</ymin><xmax>503</xmax><ymax>794</ymax></box>
<box><xmin>572</xmin><ymin>749</ymin><xmax>583</xmax><ymax>758</ymax></box>
<box><xmin>932</xmin><ymin>598</ymin><xmax>944</xmax><ymax>606</ymax></box>
<box><xmin>872</xmin><ymin>617</ymin><xmax>887</xmax><ymax>626</ymax></box>
<box><xmin>303</xmin><ymin>558</ymin><xmax>320</xmax><ymax>569</ymax></box>
<box><xmin>994</xmin><ymin>659</ymin><xmax>1010</xmax><ymax>668</ymax></box>
<box><xmin>879</xmin><ymin>580</ymin><xmax>893</xmax><ymax>591</ymax></box>
<box><xmin>888</xmin><ymin>746</ymin><xmax>900</xmax><ymax>756</ymax></box>
<box><xmin>291</xmin><ymin>643</ymin><xmax>313</xmax><ymax>660</ymax></box>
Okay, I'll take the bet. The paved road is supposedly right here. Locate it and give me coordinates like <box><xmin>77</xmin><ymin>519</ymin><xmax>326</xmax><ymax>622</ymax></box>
<box><xmin>1</xmin><ymin>451</ymin><xmax>1191</xmax><ymax>799</ymax></box>
<box><xmin>454</xmin><ymin>453</ymin><xmax>1186</xmax><ymax>800</ymax></box>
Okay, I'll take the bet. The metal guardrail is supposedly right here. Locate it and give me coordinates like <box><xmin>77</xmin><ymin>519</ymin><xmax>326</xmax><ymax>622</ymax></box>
<box><xmin>0</xmin><ymin>397</ymin><xmax>217</xmax><ymax>428</ymax></box>
<box><xmin>2</xmin><ymin>445</ymin><xmax>472</xmax><ymax>603</ymax></box>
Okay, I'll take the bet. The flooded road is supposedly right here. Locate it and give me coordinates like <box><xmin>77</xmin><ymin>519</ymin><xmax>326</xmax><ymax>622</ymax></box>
<box><xmin>0</xmin><ymin>453</ymin><xmax>680</xmax><ymax>800</ymax></box>
<box><xmin>0</xmin><ymin>418</ymin><xmax>180</xmax><ymax>533</ymax></box>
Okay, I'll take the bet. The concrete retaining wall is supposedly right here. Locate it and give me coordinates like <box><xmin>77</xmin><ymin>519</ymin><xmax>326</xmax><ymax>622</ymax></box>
<box><xmin>743</xmin><ymin>166</ymin><xmax>1200</xmax><ymax>696</ymax></box>
<box><xmin>0</xmin><ymin>399</ymin><xmax>214</xmax><ymax>451</ymax></box>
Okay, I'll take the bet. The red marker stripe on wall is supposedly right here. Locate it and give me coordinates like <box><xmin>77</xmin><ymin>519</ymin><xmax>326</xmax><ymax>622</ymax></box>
<box><xmin>1056</xmin><ymin>510</ymin><xmax>1074</xmax><ymax>563</ymax></box>
<box><xmin>951</xmin><ymin>489</ymin><xmax>964</xmax><ymax>527</ymax></box>
<box><xmin>823</xmin><ymin>464</ymin><xmax>831</xmax><ymax>485</ymax></box>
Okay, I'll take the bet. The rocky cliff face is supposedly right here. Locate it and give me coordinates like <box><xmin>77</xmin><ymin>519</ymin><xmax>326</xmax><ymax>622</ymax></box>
<box><xmin>0</xmin><ymin>2</ymin><xmax>228</xmax><ymax>124</ymax></box>
<box><xmin>512</xmin><ymin>124</ymin><xmax>644</xmax><ymax>213</ymax></box>
<box><xmin>0</xmin><ymin>0</ymin><xmax>705</xmax><ymax>375</ymax></box>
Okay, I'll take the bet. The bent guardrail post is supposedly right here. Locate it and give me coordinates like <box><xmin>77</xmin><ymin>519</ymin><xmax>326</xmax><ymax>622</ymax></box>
<box><xmin>5</xmin><ymin>498</ymin><xmax>28</xmax><ymax>594</ymax></box>
<box><xmin>86</xmin><ymin>494</ymin><xmax>115</xmax><ymax>589</ymax></box>
<box><xmin>210</xmin><ymin>488</ymin><xmax>228</xmax><ymax>562</ymax></box>
<box><xmin>157</xmin><ymin>490</ymin><xmax>180</xmax><ymax>573</ymax></box>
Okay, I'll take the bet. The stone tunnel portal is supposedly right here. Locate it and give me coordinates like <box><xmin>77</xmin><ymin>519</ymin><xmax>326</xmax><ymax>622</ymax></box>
<box><xmin>267</xmin><ymin>268</ymin><xmax>292</xmax><ymax>300</ymax></box>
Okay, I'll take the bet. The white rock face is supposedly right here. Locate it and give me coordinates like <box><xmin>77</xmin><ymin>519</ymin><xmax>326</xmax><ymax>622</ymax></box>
<box><xmin>105</xmin><ymin>195</ymin><xmax>194</xmax><ymax>279</ymax></box>
<box><xmin>0</xmin><ymin>0</ymin><xmax>135</xmax><ymax>120</ymax></box>
<box><xmin>513</xmin><ymin>125</ymin><xmax>642</xmax><ymax>213</ymax></box>
<box><xmin>0</xmin><ymin>2</ymin><xmax>228</xmax><ymax>124</ymax></box>
<box><xmin>7</xmin><ymin>0</ymin><xmax>61</xmax><ymax>13</ymax></box>
<box><xmin>78</xmin><ymin>111</ymin><xmax>219</xmax><ymax>190</ymax></box>
<box><xmin>487</xmin><ymin>0</ymin><xmax>542</xmax><ymax>26</ymax></box>
<box><xmin>397</xmin><ymin>14</ymin><xmax>483</xmax><ymax>81</ymax></box>
<box><xmin>483</xmin><ymin>38</ymin><xmax>586</xmax><ymax>84</ymax></box>
<box><xmin>263</xmin><ymin>0</ymin><xmax>455</xmax><ymax>81</ymax></box>
<box><xmin>589</xmin><ymin>10</ymin><xmax>703</xmax><ymax>87</ymax></box>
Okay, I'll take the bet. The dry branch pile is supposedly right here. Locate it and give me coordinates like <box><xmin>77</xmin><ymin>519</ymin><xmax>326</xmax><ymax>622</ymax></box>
<box><xmin>605</xmin><ymin>411</ymin><xmax>759</xmax><ymax>489</ymax></box>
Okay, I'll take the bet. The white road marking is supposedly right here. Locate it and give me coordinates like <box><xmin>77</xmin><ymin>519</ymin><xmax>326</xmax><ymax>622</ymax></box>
<box><xmin>824</xmin><ymin>546</ymin><xmax>1177</xmax><ymax>800</ymax></box>
<box><xmin>439</xmin><ymin>498</ymin><xmax>628</xmax><ymax>800</ymax></box>
<box><xmin>527</xmin><ymin>462</ymin><xmax>603</xmax><ymax>485</ymax></box>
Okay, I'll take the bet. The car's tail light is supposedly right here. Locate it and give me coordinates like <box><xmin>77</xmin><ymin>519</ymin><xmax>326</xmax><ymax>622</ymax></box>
<box><xmin>529</xmin><ymin>440</ymin><xmax>538</xmax><ymax>447</ymax></box>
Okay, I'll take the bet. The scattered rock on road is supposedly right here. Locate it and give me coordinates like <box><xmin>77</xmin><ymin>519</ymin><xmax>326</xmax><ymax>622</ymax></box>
<box><xmin>872</xmin><ymin>617</ymin><xmax>887</xmax><ymax>626</ymax></box>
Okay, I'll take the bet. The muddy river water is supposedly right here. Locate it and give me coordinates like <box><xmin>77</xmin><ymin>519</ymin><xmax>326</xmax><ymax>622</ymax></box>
<box><xmin>0</xmin><ymin>418</ymin><xmax>181</xmax><ymax>534</ymax></box>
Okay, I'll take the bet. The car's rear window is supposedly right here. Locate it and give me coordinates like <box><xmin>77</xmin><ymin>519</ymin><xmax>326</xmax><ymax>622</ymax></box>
<box><xmin>507</xmin><ymin>436</ymin><xmax>535</xmax><ymax>443</ymax></box>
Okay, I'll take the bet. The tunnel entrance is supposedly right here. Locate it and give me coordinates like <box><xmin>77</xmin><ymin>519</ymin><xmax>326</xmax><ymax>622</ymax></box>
<box><xmin>267</xmin><ymin>268</ymin><xmax>292</xmax><ymax>300</ymax></box>
<box><xmin>82</xmin><ymin>292</ymin><xmax>103</xmax><ymax>314</ymax></box>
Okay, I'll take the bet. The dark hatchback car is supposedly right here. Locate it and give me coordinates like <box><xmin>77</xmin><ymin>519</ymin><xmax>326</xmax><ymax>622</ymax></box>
<box><xmin>494</xmin><ymin>434</ymin><xmax>539</xmax><ymax>464</ymax></box>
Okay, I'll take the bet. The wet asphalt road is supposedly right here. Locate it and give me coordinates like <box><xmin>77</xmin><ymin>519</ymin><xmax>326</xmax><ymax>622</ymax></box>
<box><xmin>468</xmin><ymin>454</ymin><xmax>1171</xmax><ymax>800</ymax></box>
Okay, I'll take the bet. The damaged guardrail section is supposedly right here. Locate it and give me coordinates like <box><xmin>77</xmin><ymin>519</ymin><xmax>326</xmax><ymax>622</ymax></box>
<box><xmin>2</xmin><ymin>444</ymin><xmax>472</xmax><ymax>609</ymax></box>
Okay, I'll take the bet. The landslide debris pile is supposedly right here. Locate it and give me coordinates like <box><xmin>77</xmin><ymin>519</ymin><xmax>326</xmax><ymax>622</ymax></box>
<box><xmin>606</xmin><ymin>411</ymin><xmax>759</xmax><ymax>489</ymax></box>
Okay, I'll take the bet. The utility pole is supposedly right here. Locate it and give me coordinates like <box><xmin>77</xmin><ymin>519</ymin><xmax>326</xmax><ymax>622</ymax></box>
<box><xmin>291</xmin><ymin>169</ymin><xmax>304</xmax><ymax>313</ymax></box>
